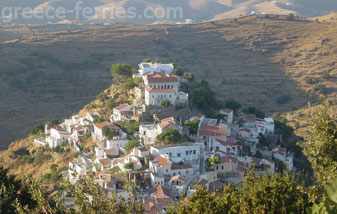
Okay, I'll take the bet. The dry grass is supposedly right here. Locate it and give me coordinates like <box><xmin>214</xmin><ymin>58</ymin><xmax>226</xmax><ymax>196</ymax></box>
<box><xmin>0</xmin><ymin>15</ymin><xmax>337</xmax><ymax>148</ymax></box>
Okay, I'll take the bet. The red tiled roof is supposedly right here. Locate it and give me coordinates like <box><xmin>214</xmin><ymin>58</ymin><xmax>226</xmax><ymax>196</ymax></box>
<box><xmin>199</xmin><ymin>126</ymin><xmax>227</xmax><ymax>136</ymax></box>
<box><xmin>216</xmin><ymin>138</ymin><xmax>237</xmax><ymax>146</ymax></box>
<box><xmin>219</xmin><ymin>156</ymin><xmax>238</xmax><ymax>164</ymax></box>
<box><xmin>99</xmin><ymin>159</ymin><xmax>111</xmax><ymax>167</ymax></box>
<box><xmin>154</xmin><ymin>185</ymin><xmax>172</xmax><ymax>198</ymax></box>
<box><xmin>220</xmin><ymin>109</ymin><xmax>233</xmax><ymax>114</ymax></box>
<box><xmin>196</xmin><ymin>178</ymin><xmax>208</xmax><ymax>186</ymax></box>
<box><xmin>105</xmin><ymin>148</ymin><xmax>118</xmax><ymax>155</ymax></box>
<box><xmin>171</xmin><ymin>164</ymin><xmax>192</xmax><ymax>170</ymax></box>
<box><xmin>95</xmin><ymin>121</ymin><xmax>109</xmax><ymax>129</ymax></box>
<box><xmin>145</xmin><ymin>87</ymin><xmax>175</xmax><ymax>93</ymax></box>
<box><xmin>155</xmin><ymin>157</ymin><xmax>170</xmax><ymax>167</ymax></box>
<box><xmin>114</xmin><ymin>103</ymin><xmax>130</xmax><ymax>111</ymax></box>
<box><xmin>147</xmin><ymin>76</ymin><xmax>178</xmax><ymax>83</ymax></box>
<box><xmin>244</xmin><ymin>114</ymin><xmax>256</xmax><ymax>122</ymax></box>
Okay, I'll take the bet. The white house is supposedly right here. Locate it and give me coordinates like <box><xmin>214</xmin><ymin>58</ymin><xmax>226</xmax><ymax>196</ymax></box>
<box><xmin>92</xmin><ymin>121</ymin><xmax>122</xmax><ymax>142</ymax></box>
<box><xmin>149</xmin><ymin>156</ymin><xmax>171</xmax><ymax>176</ymax></box>
<box><xmin>150</xmin><ymin>143</ymin><xmax>204</xmax><ymax>165</ymax></box>
<box><xmin>145</xmin><ymin>87</ymin><xmax>176</xmax><ymax>106</ymax></box>
<box><xmin>138</xmin><ymin>62</ymin><xmax>174</xmax><ymax>76</ymax></box>
<box><xmin>68</xmin><ymin>160</ymin><xmax>88</xmax><ymax>183</ymax></box>
<box><xmin>111</xmin><ymin>104</ymin><xmax>132</xmax><ymax>122</ymax></box>
<box><xmin>198</xmin><ymin>125</ymin><xmax>227</xmax><ymax>152</ymax></box>
<box><xmin>219</xmin><ymin>109</ymin><xmax>234</xmax><ymax>124</ymax></box>
<box><xmin>256</xmin><ymin>118</ymin><xmax>275</xmax><ymax>135</ymax></box>
<box><xmin>150</xmin><ymin>173</ymin><xmax>165</xmax><ymax>187</ymax></box>
<box><xmin>46</xmin><ymin>127</ymin><xmax>70</xmax><ymax>148</ymax></box>
<box><xmin>86</xmin><ymin>112</ymin><xmax>100</xmax><ymax>122</ymax></box>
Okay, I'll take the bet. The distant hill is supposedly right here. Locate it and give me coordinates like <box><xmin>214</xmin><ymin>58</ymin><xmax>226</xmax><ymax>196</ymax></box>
<box><xmin>1</xmin><ymin>0</ymin><xmax>337</xmax><ymax>24</ymax></box>
<box><xmin>0</xmin><ymin>14</ymin><xmax>337</xmax><ymax>149</ymax></box>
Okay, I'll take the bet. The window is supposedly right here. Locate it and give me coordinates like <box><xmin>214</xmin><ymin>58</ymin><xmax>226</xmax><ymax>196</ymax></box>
<box><xmin>169</xmin><ymin>95</ymin><xmax>172</xmax><ymax>98</ymax></box>
<box><xmin>185</xmin><ymin>151</ymin><xmax>188</xmax><ymax>155</ymax></box>
<box><xmin>222</xmin><ymin>166</ymin><xmax>224</xmax><ymax>170</ymax></box>
<box><xmin>216</xmin><ymin>166</ymin><xmax>218</xmax><ymax>170</ymax></box>
<box><xmin>177</xmin><ymin>153</ymin><xmax>181</xmax><ymax>157</ymax></box>
<box><xmin>166</xmin><ymin>169</ymin><xmax>168</xmax><ymax>172</ymax></box>
<box><xmin>178</xmin><ymin>171</ymin><xmax>181</xmax><ymax>175</ymax></box>
<box><xmin>193</xmin><ymin>150</ymin><xmax>196</xmax><ymax>154</ymax></box>
<box><xmin>186</xmin><ymin>170</ymin><xmax>188</xmax><ymax>174</ymax></box>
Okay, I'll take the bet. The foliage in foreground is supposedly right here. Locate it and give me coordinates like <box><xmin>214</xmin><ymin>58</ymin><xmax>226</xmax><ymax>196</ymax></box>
<box><xmin>168</xmin><ymin>172</ymin><xmax>310</xmax><ymax>214</ymax></box>
<box><xmin>298</xmin><ymin>103</ymin><xmax>337</xmax><ymax>185</ymax></box>
<box><xmin>307</xmin><ymin>178</ymin><xmax>337</xmax><ymax>214</ymax></box>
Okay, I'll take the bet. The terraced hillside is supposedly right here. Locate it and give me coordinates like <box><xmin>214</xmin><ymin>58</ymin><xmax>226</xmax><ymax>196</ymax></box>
<box><xmin>1</xmin><ymin>15</ymin><xmax>337</xmax><ymax>148</ymax></box>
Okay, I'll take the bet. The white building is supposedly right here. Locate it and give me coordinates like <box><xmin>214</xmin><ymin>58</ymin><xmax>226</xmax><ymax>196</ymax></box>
<box><xmin>219</xmin><ymin>109</ymin><xmax>234</xmax><ymax>124</ymax></box>
<box><xmin>111</xmin><ymin>104</ymin><xmax>132</xmax><ymax>122</ymax></box>
<box><xmin>137</xmin><ymin>62</ymin><xmax>174</xmax><ymax>76</ymax></box>
<box><xmin>46</xmin><ymin>127</ymin><xmax>70</xmax><ymax>148</ymax></box>
<box><xmin>150</xmin><ymin>143</ymin><xmax>204</xmax><ymax>165</ymax></box>
<box><xmin>256</xmin><ymin>118</ymin><xmax>275</xmax><ymax>135</ymax></box>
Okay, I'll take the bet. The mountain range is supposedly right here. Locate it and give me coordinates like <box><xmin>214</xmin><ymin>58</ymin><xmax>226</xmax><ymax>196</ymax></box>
<box><xmin>1</xmin><ymin>0</ymin><xmax>337</xmax><ymax>24</ymax></box>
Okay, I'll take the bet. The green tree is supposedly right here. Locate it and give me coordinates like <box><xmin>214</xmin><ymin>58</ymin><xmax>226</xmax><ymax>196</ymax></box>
<box><xmin>0</xmin><ymin>166</ymin><xmax>36</xmax><ymax>214</ymax></box>
<box><xmin>307</xmin><ymin>178</ymin><xmax>337</xmax><ymax>214</ymax></box>
<box><xmin>192</xmin><ymin>80</ymin><xmax>217</xmax><ymax>116</ymax></box>
<box><xmin>30</xmin><ymin>124</ymin><xmax>44</xmax><ymax>136</ymax></box>
<box><xmin>184</xmin><ymin>119</ymin><xmax>200</xmax><ymax>135</ymax></box>
<box><xmin>124</xmin><ymin>163</ymin><xmax>134</xmax><ymax>170</ymax></box>
<box><xmin>242</xmin><ymin>106</ymin><xmax>265</xmax><ymax>119</ymax></box>
<box><xmin>224</xmin><ymin>99</ymin><xmax>241</xmax><ymax>112</ymax></box>
<box><xmin>208</xmin><ymin>156</ymin><xmax>220</xmax><ymax>167</ymax></box>
<box><xmin>110</xmin><ymin>64</ymin><xmax>137</xmax><ymax>81</ymax></box>
<box><xmin>298</xmin><ymin>103</ymin><xmax>337</xmax><ymax>185</ymax></box>
<box><xmin>156</xmin><ymin>129</ymin><xmax>182</xmax><ymax>144</ymax></box>
<box><xmin>171</xmin><ymin>66</ymin><xmax>184</xmax><ymax>76</ymax></box>
<box><xmin>105</xmin><ymin>98</ymin><xmax>116</xmax><ymax>111</ymax></box>
<box><xmin>125</xmin><ymin>139</ymin><xmax>141</xmax><ymax>153</ymax></box>
<box><xmin>169</xmin><ymin>172</ymin><xmax>309</xmax><ymax>214</ymax></box>
<box><xmin>160</xmin><ymin>98</ymin><xmax>171</xmax><ymax>107</ymax></box>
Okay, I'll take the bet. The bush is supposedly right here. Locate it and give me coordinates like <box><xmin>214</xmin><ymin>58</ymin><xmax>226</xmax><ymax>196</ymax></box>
<box><xmin>160</xmin><ymin>98</ymin><xmax>171</xmax><ymax>107</ymax></box>
<box><xmin>276</xmin><ymin>95</ymin><xmax>291</xmax><ymax>104</ymax></box>
<box><xmin>224</xmin><ymin>99</ymin><xmax>241</xmax><ymax>112</ymax></box>
<box><xmin>242</xmin><ymin>107</ymin><xmax>265</xmax><ymax>119</ymax></box>
<box><xmin>156</xmin><ymin>129</ymin><xmax>182</xmax><ymax>144</ymax></box>
<box><xmin>30</xmin><ymin>124</ymin><xmax>44</xmax><ymax>136</ymax></box>
<box><xmin>124</xmin><ymin>162</ymin><xmax>133</xmax><ymax>170</ymax></box>
<box><xmin>125</xmin><ymin>139</ymin><xmax>140</xmax><ymax>153</ymax></box>
<box><xmin>21</xmin><ymin>155</ymin><xmax>34</xmax><ymax>164</ymax></box>
<box><xmin>286</xmin><ymin>13</ymin><xmax>296</xmax><ymax>21</ymax></box>
<box><xmin>105</xmin><ymin>99</ymin><xmax>116</xmax><ymax>111</ymax></box>
<box><xmin>304</xmin><ymin>77</ymin><xmax>314</xmax><ymax>84</ymax></box>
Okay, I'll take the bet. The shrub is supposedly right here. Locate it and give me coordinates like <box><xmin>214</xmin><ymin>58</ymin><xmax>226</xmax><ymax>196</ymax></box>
<box><xmin>276</xmin><ymin>95</ymin><xmax>291</xmax><ymax>104</ymax></box>
<box><xmin>21</xmin><ymin>155</ymin><xmax>34</xmax><ymax>164</ymax></box>
<box><xmin>30</xmin><ymin>124</ymin><xmax>44</xmax><ymax>136</ymax></box>
<box><xmin>286</xmin><ymin>13</ymin><xmax>296</xmax><ymax>21</ymax></box>
<box><xmin>124</xmin><ymin>162</ymin><xmax>133</xmax><ymax>170</ymax></box>
<box><xmin>160</xmin><ymin>98</ymin><xmax>171</xmax><ymax>107</ymax></box>
<box><xmin>125</xmin><ymin>139</ymin><xmax>140</xmax><ymax>153</ymax></box>
<box><xmin>304</xmin><ymin>77</ymin><xmax>314</xmax><ymax>84</ymax></box>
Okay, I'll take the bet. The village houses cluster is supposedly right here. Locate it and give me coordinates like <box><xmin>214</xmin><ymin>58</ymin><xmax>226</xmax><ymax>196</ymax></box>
<box><xmin>33</xmin><ymin>61</ymin><xmax>294</xmax><ymax>214</ymax></box>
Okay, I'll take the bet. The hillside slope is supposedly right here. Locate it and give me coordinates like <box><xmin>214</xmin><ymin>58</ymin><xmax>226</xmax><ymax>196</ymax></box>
<box><xmin>1</xmin><ymin>15</ymin><xmax>337</xmax><ymax>148</ymax></box>
<box><xmin>1</xmin><ymin>0</ymin><xmax>337</xmax><ymax>24</ymax></box>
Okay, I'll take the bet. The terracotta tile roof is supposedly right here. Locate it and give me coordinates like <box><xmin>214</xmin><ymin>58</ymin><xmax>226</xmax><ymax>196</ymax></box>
<box><xmin>105</xmin><ymin>147</ymin><xmax>118</xmax><ymax>155</ymax></box>
<box><xmin>114</xmin><ymin>103</ymin><xmax>130</xmax><ymax>111</ymax></box>
<box><xmin>220</xmin><ymin>108</ymin><xmax>233</xmax><ymax>114</ymax></box>
<box><xmin>74</xmin><ymin>126</ymin><xmax>84</xmax><ymax>131</ymax></box>
<box><xmin>161</xmin><ymin>117</ymin><xmax>174</xmax><ymax>122</ymax></box>
<box><xmin>137</xmin><ymin>147</ymin><xmax>149</xmax><ymax>152</ymax></box>
<box><xmin>95</xmin><ymin>121</ymin><xmax>109</xmax><ymax>129</ymax></box>
<box><xmin>147</xmin><ymin>76</ymin><xmax>178</xmax><ymax>83</ymax></box>
<box><xmin>145</xmin><ymin>87</ymin><xmax>175</xmax><ymax>93</ymax></box>
<box><xmin>239</xmin><ymin>128</ymin><xmax>251</xmax><ymax>133</ymax></box>
<box><xmin>154</xmin><ymin>185</ymin><xmax>172</xmax><ymax>198</ymax></box>
<box><xmin>196</xmin><ymin>178</ymin><xmax>208</xmax><ymax>186</ymax></box>
<box><xmin>199</xmin><ymin>126</ymin><xmax>227</xmax><ymax>136</ymax></box>
<box><xmin>99</xmin><ymin>159</ymin><xmax>111</xmax><ymax>167</ymax></box>
<box><xmin>196</xmin><ymin>113</ymin><xmax>204</xmax><ymax>118</ymax></box>
<box><xmin>171</xmin><ymin>164</ymin><xmax>192</xmax><ymax>170</ymax></box>
<box><xmin>244</xmin><ymin>114</ymin><xmax>256</xmax><ymax>122</ymax></box>
<box><xmin>216</xmin><ymin>138</ymin><xmax>237</xmax><ymax>146</ymax></box>
<box><xmin>219</xmin><ymin>156</ymin><xmax>238</xmax><ymax>164</ymax></box>
<box><xmin>154</xmin><ymin>157</ymin><xmax>170</xmax><ymax>167</ymax></box>
<box><xmin>144</xmin><ymin>71</ymin><xmax>168</xmax><ymax>78</ymax></box>
<box><xmin>169</xmin><ymin>175</ymin><xmax>188</xmax><ymax>183</ymax></box>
